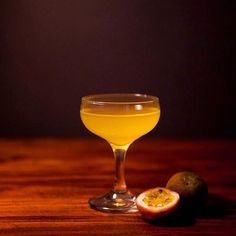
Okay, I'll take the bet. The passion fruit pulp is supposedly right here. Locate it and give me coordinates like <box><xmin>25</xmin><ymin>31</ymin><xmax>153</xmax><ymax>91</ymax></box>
<box><xmin>136</xmin><ymin>187</ymin><xmax>180</xmax><ymax>221</ymax></box>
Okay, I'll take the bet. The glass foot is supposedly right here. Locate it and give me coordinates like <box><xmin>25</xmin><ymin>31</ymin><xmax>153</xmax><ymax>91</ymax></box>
<box><xmin>89</xmin><ymin>190</ymin><xmax>138</xmax><ymax>213</ymax></box>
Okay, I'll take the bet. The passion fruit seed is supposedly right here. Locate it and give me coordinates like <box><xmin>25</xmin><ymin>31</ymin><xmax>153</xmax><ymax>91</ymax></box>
<box><xmin>143</xmin><ymin>189</ymin><xmax>174</xmax><ymax>207</ymax></box>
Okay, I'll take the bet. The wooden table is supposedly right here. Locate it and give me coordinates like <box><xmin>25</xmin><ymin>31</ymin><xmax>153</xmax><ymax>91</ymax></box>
<box><xmin>0</xmin><ymin>138</ymin><xmax>235</xmax><ymax>235</ymax></box>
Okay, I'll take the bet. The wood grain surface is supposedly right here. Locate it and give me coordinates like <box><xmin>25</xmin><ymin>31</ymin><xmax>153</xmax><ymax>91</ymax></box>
<box><xmin>0</xmin><ymin>138</ymin><xmax>235</xmax><ymax>235</ymax></box>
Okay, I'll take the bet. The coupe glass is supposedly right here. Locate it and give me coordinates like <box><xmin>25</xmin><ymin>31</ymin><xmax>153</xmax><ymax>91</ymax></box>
<box><xmin>80</xmin><ymin>93</ymin><xmax>160</xmax><ymax>213</ymax></box>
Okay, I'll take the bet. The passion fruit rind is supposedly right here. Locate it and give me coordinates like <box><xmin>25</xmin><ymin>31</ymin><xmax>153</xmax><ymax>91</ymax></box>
<box><xmin>166</xmin><ymin>171</ymin><xmax>208</xmax><ymax>211</ymax></box>
<box><xmin>136</xmin><ymin>187</ymin><xmax>180</xmax><ymax>221</ymax></box>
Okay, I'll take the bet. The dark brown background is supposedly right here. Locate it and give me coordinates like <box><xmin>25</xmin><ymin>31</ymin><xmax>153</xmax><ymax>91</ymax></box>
<box><xmin>0</xmin><ymin>0</ymin><xmax>235</xmax><ymax>138</ymax></box>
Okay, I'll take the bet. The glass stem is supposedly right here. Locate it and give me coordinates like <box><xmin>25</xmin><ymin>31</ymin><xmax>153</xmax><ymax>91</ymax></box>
<box><xmin>112</xmin><ymin>147</ymin><xmax>128</xmax><ymax>193</ymax></box>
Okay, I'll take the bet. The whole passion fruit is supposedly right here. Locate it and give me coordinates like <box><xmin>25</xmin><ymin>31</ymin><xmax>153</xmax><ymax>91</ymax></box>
<box><xmin>166</xmin><ymin>171</ymin><xmax>208</xmax><ymax>211</ymax></box>
<box><xmin>136</xmin><ymin>187</ymin><xmax>180</xmax><ymax>221</ymax></box>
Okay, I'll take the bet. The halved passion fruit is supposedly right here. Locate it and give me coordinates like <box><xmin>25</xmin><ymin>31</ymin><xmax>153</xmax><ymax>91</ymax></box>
<box><xmin>136</xmin><ymin>187</ymin><xmax>180</xmax><ymax>221</ymax></box>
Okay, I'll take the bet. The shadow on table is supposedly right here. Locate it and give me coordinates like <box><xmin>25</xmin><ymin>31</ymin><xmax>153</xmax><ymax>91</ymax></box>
<box><xmin>148</xmin><ymin>193</ymin><xmax>234</xmax><ymax>227</ymax></box>
<box><xmin>197</xmin><ymin>193</ymin><xmax>235</xmax><ymax>219</ymax></box>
